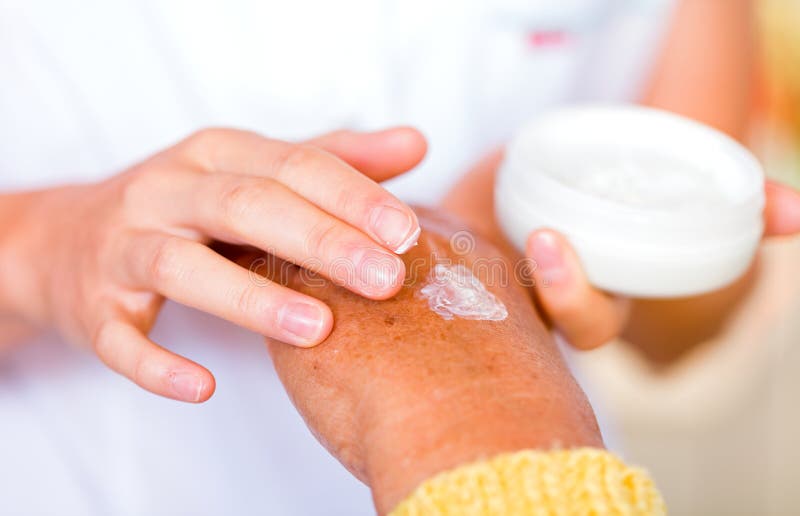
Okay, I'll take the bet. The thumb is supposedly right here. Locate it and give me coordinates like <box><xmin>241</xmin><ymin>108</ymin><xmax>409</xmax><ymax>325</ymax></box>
<box><xmin>526</xmin><ymin>229</ymin><xmax>630</xmax><ymax>350</ymax></box>
<box><xmin>765</xmin><ymin>180</ymin><xmax>800</xmax><ymax>236</ymax></box>
<box><xmin>310</xmin><ymin>127</ymin><xmax>428</xmax><ymax>182</ymax></box>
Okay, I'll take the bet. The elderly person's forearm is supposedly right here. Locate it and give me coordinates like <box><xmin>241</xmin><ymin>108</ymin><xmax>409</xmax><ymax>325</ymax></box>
<box><xmin>248</xmin><ymin>208</ymin><xmax>663</xmax><ymax>514</ymax></box>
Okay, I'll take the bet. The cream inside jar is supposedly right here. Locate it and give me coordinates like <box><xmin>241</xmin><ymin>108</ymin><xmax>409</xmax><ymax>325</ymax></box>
<box><xmin>495</xmin><ymin>105</ymin><xmax>765</xmax><ymax>298</ymax></box>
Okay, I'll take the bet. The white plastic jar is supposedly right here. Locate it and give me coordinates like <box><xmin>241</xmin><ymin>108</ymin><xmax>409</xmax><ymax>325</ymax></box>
<box><xmin>495</xmin><ymin>105</ymin><xmax>766</xmax><ymax>298</ymax></box>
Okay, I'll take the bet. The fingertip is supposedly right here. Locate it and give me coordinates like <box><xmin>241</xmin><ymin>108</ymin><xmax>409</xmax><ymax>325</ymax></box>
<box><xmin>311</xmin><ymin>126</ymin><xmax>428</xmax><ymax>180</ymax></box>
<box><xmin>198</xmin><ymin>372</ymin><xmax>217</xmax><ymax>402</ymax></box>
<box><xmin>526</xmin><ymin>229</ymin><xmax>573</xmax><ymax>288</ymax></box>
<box><xmin>366</xmin><ymin>126</ymin><xmax>428</xmax><ymax>177</ymax></box>
<box><xmin>338</xmin><ymin>244</ymin><xmax>408</xmax><ymax>301</ymax></box>
<box><xmin>94</xmin><ymin>318</ymin><xmax>218</xmax><ymax>403</ymax></box>
<box><xmin>765</xmin><ymin>181</ymin><xmax>800</xmax><ymax>236</ymax></box>
<box><xmin>526</xmin><ymin>229</ymin><xmax>585</xmax><ymax>320</ymax></box>
<box><xmin>276</xmin><ymin>300</ymin><xmax>334</xmax><ymax>347</ymax></box>
<box><xmin>357</xmin><ymin>256</ymin><xmax>407</xmax><ymax>301</ymax></box>
<box><xmin>296</xmin><ymin>302</ymin><xmax>334</xmax><ymax>348</ymax></box>
<box><xmin>171</xmin><ymin>367</ymin><xmax>216</xmax><ymax>403</ymax></box>
<box><xmin>382</xmin><ymin>126</ymin><xmax>428</xmax><ymax>162</ymax></box>
<box><xmin>369</xmin><ymin>204</ymin><xmax>421</xmax><ymax>254</ymax></box>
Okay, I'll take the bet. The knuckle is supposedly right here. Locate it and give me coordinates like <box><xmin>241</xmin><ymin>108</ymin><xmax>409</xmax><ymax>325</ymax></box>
<box><xmin>546</xmin><ymin>280</ymin><xmax>591</xmax><ymax>315</ymax></box>
<box><xmin>180</xmin><ymin>127</ymin><xmax>248</xmax><ymax>167</ymax></box>
<box><xmin>341</xmin><ymin>189</ymin><xmax>384</xmax><ymax>226</ymax></box>
<box><xmin>332</xmin><ymin>185</ymin><xmax>359</xmax><ymax>215</ymax></box>
<box><xmin>186</xmin><ymin>127</ymin><xmax>229</xmax><ymax>148</ymax></box>
<box><xmin>229</xmin><ymin>284</ymin><xmax>268</xmax><ymax>320</ymax></box>
<box><xmin>562</xmin><ymin>310</ymin><xmax>619</xmax><ymax>350</ymax></box>
<box><xmin>593</xmin><ymin>327</ymin><xmax>619</xmax><ymax>348</ymax></box>
<box><xmin>305</xmin><ymin>219</ymin><xmax>343</xmax><ymax>258</ymax></box>
<box><xmin>149</xmin><ymin>236</ymin><xmax>186</xmax><ymax>285</ymax></box>
<box><xmin>548</xmin><ymin>300</ymin><xmax>593</xmax><ymax>335</ymax></box>
<box><xmin>132</xmin><ymin>345</ymin><xmax>149</xmax><ymax>386</ymax></box>
<box><xmin>91</xmin><ymin>319</ymin><xmax>115</xmax><ymax>357</ymax></box>
<box><xmin>217</xmin><ymin>180</ymin><xmax>272</xmax><ymax>230</ymax></box>
<box><xmin>556</xmin><ymin>295</ymin><xmax>588</xmax><ymax>320</ymax></box>
<box><xmin>590</xmin><ymin>313</ymin><xmax>625</xmax><ymax>348</ymax></box>
<box><xmin>219</xmin><ymin>182</ymin><xmax>253</xmax><ymax>222</ymax></box>
<box><xmin>118</xmin><ymin>160</ymin><xmax>195</xmax><ymax>222</ymax></box>
<box><xmin>574</xmin><ymin>329</ymin><xmax>613</xmax><ymax>351</ymax></box>
<box><xmin>119</xmin><ymin>169</ymin><xmax>156</xmax><ymax>213</ymax></box>
<box><xmin>274</xmin><ymin>143</ymin><xmax>323</xmax><ymax>180</ymax></box>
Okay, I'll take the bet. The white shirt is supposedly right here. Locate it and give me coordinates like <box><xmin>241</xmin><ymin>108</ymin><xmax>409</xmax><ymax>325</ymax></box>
<box><xmin>0</xmin><ymin>1</ymin><xmax>672</xmax><ymax>514</ymax></box>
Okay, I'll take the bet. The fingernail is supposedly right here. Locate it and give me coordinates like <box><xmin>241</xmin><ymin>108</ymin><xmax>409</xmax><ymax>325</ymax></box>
<box><xmin>529</xmin><ymin>231</ymin><xmax>569</xmax><ymax>285</ymax></box>
<box><xmin>353</xmin><ymin>248</ymin><xmax>404</xmax><ymax>297</ymax></box>
<box><xmin>786</xmin><ymin>194</ymin><xmax>800</xmax><ymax>227</ymax></box>
<box><xmin>278</xmin><ymin>302</ymin><xmax>326</xmax><ymax>344</ymax></box>
<box><xmin>170</xmin><ymin>371</ymin><xmax>205</xmax><ymax>402</ymax></box>
<box><xmin>370</xmin><ymin>205</ymin><xmax>420</xmax><ymax>254</ymax></box>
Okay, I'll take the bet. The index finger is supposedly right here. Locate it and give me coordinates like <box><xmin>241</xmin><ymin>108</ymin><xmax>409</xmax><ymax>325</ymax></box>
<box><xmin>177</xmin><ymin>128</ymin><xmax>421</xmax><ymax>254</ymax></box>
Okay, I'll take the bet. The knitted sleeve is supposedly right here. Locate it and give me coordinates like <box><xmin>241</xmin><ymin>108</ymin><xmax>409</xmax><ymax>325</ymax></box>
<box><xmin>389</xmin><ymin>448</ymin><xmax>666</xmax><ymax>515</ymax></box>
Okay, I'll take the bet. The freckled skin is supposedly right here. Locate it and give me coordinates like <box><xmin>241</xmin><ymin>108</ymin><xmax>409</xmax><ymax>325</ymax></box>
<box><xmin>240</xmin><ymin>209</ymin><xmax>602</xmax><ymax>514</ymax></box>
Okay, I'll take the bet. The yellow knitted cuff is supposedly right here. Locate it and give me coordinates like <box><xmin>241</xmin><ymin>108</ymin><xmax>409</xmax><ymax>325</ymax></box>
<box><xmin>389</xmin><ymin>448</ymin><xmax>666</xmax><ymax>516</ymax></box>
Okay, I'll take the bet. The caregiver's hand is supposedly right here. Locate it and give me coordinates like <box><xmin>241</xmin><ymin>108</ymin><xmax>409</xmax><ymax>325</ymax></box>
<box><xmin>0</xmin><ymin>127</ymin><xmax>426</xmax><ymax>401</ymax></box>
<box><xmin>526</xmin><ymin>180</ymin><xmax>800</xmax><ymax>350</ymax></box>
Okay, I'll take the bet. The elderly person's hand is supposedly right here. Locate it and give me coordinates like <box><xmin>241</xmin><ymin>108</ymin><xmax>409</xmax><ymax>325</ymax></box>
<box><xmin>0</xmin><ymin>127</ymin><xmax>426</xmax><ymax>401</ymax></box>
<box><xmin>248</xmin><ymin>209</ymin><xmax>605</xmax><ymax>514</ymax></box>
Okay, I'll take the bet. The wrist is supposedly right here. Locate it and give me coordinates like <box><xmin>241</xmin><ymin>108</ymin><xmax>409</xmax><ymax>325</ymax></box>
<box><xmin>359</xmin><ymin>371</ymin><xmax>603</xmax><ymax>514</ymax></box>
<box><xmin>0</xmin><ymin>188</ymin><xmax>66</xmax><ymax>326</ymax></box>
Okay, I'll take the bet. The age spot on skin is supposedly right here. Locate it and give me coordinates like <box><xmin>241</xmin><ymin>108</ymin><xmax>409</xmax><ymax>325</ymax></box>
<box><xmin>417</xmin><ymin>264</ymin><xmax>508</xmax><ymax>321</ymax></box>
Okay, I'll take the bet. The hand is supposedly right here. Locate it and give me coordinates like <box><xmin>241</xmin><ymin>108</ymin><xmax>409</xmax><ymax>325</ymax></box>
<box><xmin>257</xmin><ymin>211</ymin><xmax>601</xmax><ymax>513</ymax></box>
<box><xmin>0</xmin><ymin>127</ymin><xmax>426</xmax><ymax>401</ymax></box>
<box><xmin>441</xmin><ymin>150</ymin><xmax>800</xmax><ymax>353</ymax></box>
<box><xmin>526</xmin><ymin>180</ymin><xmax>800</xmax><ymax>350</ymax></box>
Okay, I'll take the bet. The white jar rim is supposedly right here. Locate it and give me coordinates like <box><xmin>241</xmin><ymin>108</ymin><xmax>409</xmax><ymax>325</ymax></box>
<box><xmin>496</xmin><ymin>105</ymin><xmax>766</xmax><ymax>297</ymax></box>
<box><xmin>502</xmin><ymin>105</ymin><xmax>764</xmax><ymax>235</ymax></box>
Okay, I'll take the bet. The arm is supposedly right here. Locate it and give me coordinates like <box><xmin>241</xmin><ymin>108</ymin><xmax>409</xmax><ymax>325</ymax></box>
<box><xmin>643</xmin><ymin>0</ymin><xmax>756</xmax><ymax>141</ymax></box>
<box><xmin>0</xmin><ymin>191</ymin><xmax>48</xmax><ymax>353</ymax></box>
<box><xmin>250</xmin><ymin>209</ymin><xmax>661</xmax><ymax>514</ymax></box>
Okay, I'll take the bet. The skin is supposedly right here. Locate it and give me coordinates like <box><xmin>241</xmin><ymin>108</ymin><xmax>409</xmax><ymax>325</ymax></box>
<box><xmin>1</xmin><ymin>0</ymin><xmax>796</xmax><ymax>401</ymax></box>
<box><xmin>240</xmin><ymin>209</ymin><xmax>601</xmax><ymax>514</ymax></box>
<box><xmin>444</xmin><ymin>149</ymin><xmax>800</xmax><ymax>361</ymax></box>
<box><xmin>0</xmin><ymin>127</ymin><xmax>427</xmax><ymax>401</ymax></box>
<box><xmin>0</xmin><ymin>3</ymin><xmax>787</xmax><ymax>510</ymax></box>
<box><xmin>642</xmin><ymin>0</ymin><xmax>756</xmax><ymax>142</ymax></box>
<box><xmin>444</xmin><ymin>0</ymin><xmax>800</xmax><ymax>361</ymax></box>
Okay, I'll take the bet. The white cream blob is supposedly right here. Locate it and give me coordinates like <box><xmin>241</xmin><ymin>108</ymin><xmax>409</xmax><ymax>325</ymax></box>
<box><xmin>417</xmin><ymin>264</ymin><xmax>508</xmax><ymax>321</ymax></box>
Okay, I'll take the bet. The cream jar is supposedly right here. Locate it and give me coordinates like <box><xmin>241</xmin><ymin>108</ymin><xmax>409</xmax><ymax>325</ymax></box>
<box><xmin>495</xmin><ymin>105</ymin><xmax>765</xmax><ymax>298</ymax></box>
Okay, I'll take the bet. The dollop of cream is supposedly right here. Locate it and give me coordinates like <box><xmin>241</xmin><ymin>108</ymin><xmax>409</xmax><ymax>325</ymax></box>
<box><xmin>417</xmin><ymin>264</ymin><xmax>508</xmax><ymax>321</ymax></box>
